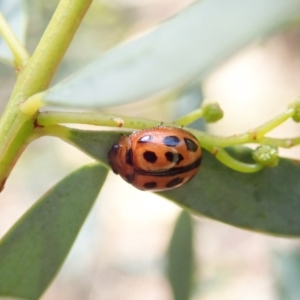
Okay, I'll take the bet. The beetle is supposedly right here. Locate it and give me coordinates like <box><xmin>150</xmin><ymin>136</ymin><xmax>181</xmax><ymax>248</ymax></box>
<box><xmin>108</xmin><ymin>126</ymin><xmax>202</xmax><ymax>191</ymax></box>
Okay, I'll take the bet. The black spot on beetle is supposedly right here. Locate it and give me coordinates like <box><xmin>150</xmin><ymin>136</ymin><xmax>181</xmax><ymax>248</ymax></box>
<box><xmin>184</xmin><ymin>138</ymin><xmax>198</xmax><ymax>152</ymax></box>
<box><xmin>109</xmin><ymin>144</ymin><xmax>119</xmax><ymax>156</ymax></box>
<box><xmin>138</xmin><ymin>135</ymin><xmax>152</xmax><ymax>143</ymax></box>
<box><xmin>108</xmin><ymin>144</ymin><xmax>120</xmax><ymax>174</ymax></box>
<box><xmin>136</xmin><ymin>156</ymin><xmax>202</xmax><ymax>177</ymax></box>
<box><xmin>165</xmin><ymin>151</ymin><xmax>175</xmax><ymax>162</ymax></box>
<box><xmin>166</xmin><ymin>177</ymin><xmax>184</xmax><ymax>188</ymax></box>
<box><xmin>125</xmin><ymin>149</ymin><xmax>133</xmax><ymax>166</ymax></box>
<box><xmin>177</xmin><ymin>154</ymin><xmax>184</xmax><ymax>164</ymax></box>
<box><xmin>143</xmin><ymin>151</ymin><xmax>157</xmax><ymax>163</ymax></box>
<box><xmin>144</xmin><ymin>181</ymin><xmax>157</xmax><ymax>189</ymax></box>
<box><xmin>165</xmin><ymin>152</ymin><xmax>184</xmax><ymax>164</ymax></box>
<box><xmin>163</xmin><ymin>135</ymin><xmax>180</xmax><ymax>147</ymax></box>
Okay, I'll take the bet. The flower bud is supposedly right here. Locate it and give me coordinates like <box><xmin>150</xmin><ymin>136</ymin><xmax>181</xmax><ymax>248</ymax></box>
<box><xmin>289</xmin><ymin>99</ymin><xmax>300</xmax><ymax>122</ymax></box>
<box><xmin>252</xmin><ymin>145</ymin><xmax>279</xmax><ymax>167</ymax></box>
<box><xmin>201</xmin><ymin>100</ymin><xmax>223</xmax><ymax>123</ymax></box>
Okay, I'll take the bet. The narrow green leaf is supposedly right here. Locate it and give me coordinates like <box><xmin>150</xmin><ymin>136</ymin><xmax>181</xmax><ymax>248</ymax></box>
<box><xmin>172</xmin><ymin>84</ymin><xmax>204</xmax><ymax>122</ymax></box>
<box><xmin>64</xmin><ymin>128</ymin><xmax>129</xmax><ymax>165</ymax></box>
<box><xmin>0</xmin><ymin>0</ymin><xmax>27</xmax><ymax>63</ymax></box>
<box><xmin>57</xmin><ymin>129</ymin><xmax>300</xmax><ymax>236</ymax></box>
<box><xmin>160</xmin><ymin>148</ymin><xmax>300</xmax><ymax>236</ymax></box>
<box><xmin>273</xmin><ymin>250</ymin><xmax>300</xmax><ymax>300</ymax></box>
<box><xmin>0</xmin><ymin>163</ymin><xmax>108</xmax><ymax>300</ymax></box>
<box><xmin>43</xmin><ymin>0</ymin><xmax>300</xmax><ymax>108</ymax></box>
<box><xmin>167</xmin><ymin>210</ymin><xmax>194</xmax><ymax>300</ymax></box>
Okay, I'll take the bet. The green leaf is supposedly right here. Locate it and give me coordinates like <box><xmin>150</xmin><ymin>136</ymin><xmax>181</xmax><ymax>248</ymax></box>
<box><xmin>160</xmin><ymin>147</ymin><xmax>300</xmax><ymax>236</ymax></box>
<box><xmin>172</xmin><ymin>84</ymin><xmax>204</xmax><ymax>121</ymax></box>
<box><xmin>57</xmin><ymin>129</ymin><xmax>300</xmax><ymax>236</ymax></box>
<box><xmin>63</xmin><ymin>128</ymin><xmax>130</xmax><ymax>165</ymax></box>
<box><xmin>43</xmin><ymin>0</ymin><xmax>300</xmax><ymax>108</ymax></box>
<box><xmin>167</xmin><ymin>210</ymin><xmax>194</xmax><ymax>300</ymax></box>
<box><xmin>273</xmin><ymin>250</ymin><xmax>300</xmax><ymax>300</ymax></box>
<box><xmin>0</xmin><ymin>163</ymin><xmax>108</xmax><ymax>300</ymax></box>
<box><xmin>0</xmin><ymin>0</ymin><xmax>27</xmax><ymax>63</ymax></box>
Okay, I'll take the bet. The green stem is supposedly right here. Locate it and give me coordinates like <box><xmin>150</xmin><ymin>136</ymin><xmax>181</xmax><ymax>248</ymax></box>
<box><xmin>259</xmin><ymin>136</ymin><xmax>300</xmax><ymax>148</ymax></box>
<box><xmin>33</xmin><ymin>124</ymin><xmax>71</xmax><ymax>140</ymax></box>
<box><xmin>0</xmin><ymin>0</ymin><xmax>92</xmax><ymax>191</ymax></box>
<box><xmin>174</xmin><ymin>108</ymin><xmax>204</xmax><ymax>126</ymax></box>
<box><xmin>37</xmin><ymin>107</ymin><xmax>300</xmax><ymax>152</ymax></box>
<box><xmin>189</xmin><ymin>107</ymin><xmax>296</xmax><ymax>148</ymax></box>
<box><xmin>37</xmin><ymin>111</ymin><xmax>160</xmax><ymax>129</ymax></box>
<box><xmin>35</xmin><ymin>105</ymin><xmax>299</xmax><ymax>174</ymax></box>
<box><xmin>214</xmin><ymin>148</ymin><xmax>263</xmax><ymax>173</ymax></box>
<box><xmin>0</xmin><ymin>11</ymin><xmax>30</xmax><ymax>68</ymax></box>
<box><xmin>249</xmin><ymin>108</ymin><xmax>295</xmax><ymax>139</ymax></box>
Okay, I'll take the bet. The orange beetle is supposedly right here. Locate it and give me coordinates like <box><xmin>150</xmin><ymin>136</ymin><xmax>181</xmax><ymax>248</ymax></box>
<box><xmin>108</xmin><ymin>126</ymin><xmax>202</xmax><ymax>191</ymax></box>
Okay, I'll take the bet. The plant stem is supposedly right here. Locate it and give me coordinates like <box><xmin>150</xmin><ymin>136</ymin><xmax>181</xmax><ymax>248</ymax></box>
<box><xmin>0</xmin><ymin>0</ymin><xmax>92</xmax><ymax>191</ymax></box>
<box><xmin>188</xmin><ymin>107</ymin><xmax>296</xmax><ymax>148</ymax></box>
<box><xmin>37</xmin><ymin>111</ymin><xmax>160</xmax><ymax>129</ymax></box>
<box><xmin>259</xmin><ymin>136</ymin><xmax>300</xmax><ymax>148</ymax></box>
<box><xmin>38</xmin><ymin>107</ymin><xmax>300</xmax><ymax>152</ymax></box>
<box><xmin>0</xmin><ymin>11</ymin><xmax>30</xmax><ymax>68</ymax></box>
<box><xmin>36</xmin><ymin>103</ymin><xmax>299</xmax><ymax>175</ymax></box>
<box><xmin>214</xmin><ymin>148</ymin><xmax>263</xmax><ymax>173</ymax></box>
<box><xmin>174</xmin><ymin>108</ymin><xmax>204</xmax><ymax>126</ymax></box>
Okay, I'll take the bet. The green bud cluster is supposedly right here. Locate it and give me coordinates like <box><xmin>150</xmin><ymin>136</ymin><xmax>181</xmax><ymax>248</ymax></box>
<box><xmin>201</xmin><ymin>100</ymin><xmax>223</xmax><ymax>123</ymax></box>
<box><xmin>252</xmin><ymin>145</ymin><xmax>279</xmax><ymax>167</ymax></box>
<box><xmin>289</xmin><ymin>99</ymin><xmax>300</xmax><ymax>122</ymax></box>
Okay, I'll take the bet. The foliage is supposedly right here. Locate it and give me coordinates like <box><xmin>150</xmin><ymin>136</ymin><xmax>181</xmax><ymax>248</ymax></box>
<box><xmin>0</xmin><ymin>0</ymin><xmax>300</xmax><ymax>299</ymax></box>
